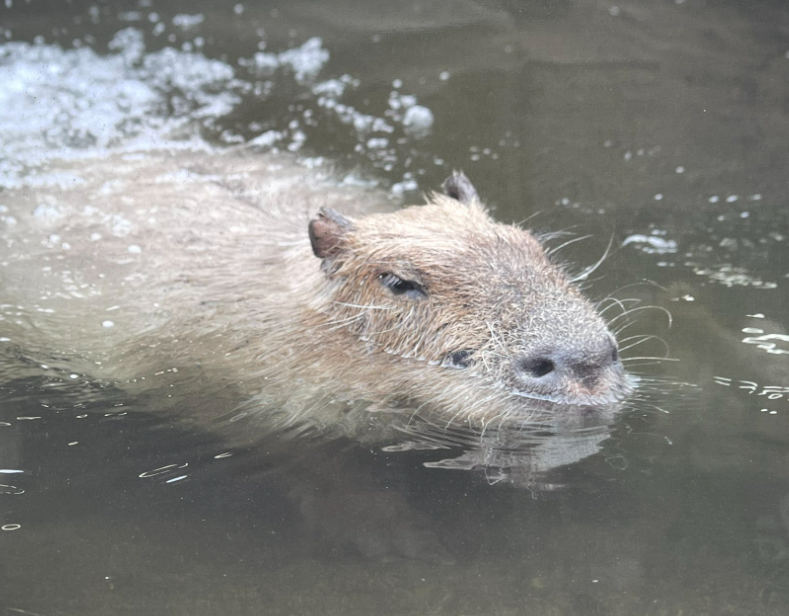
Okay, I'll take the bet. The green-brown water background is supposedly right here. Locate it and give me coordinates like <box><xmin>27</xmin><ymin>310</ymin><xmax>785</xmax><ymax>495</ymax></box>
<box><xmin>1</xmin><ymin>1</ymin><xmax>789</xmax><ymax>614</ymax></box>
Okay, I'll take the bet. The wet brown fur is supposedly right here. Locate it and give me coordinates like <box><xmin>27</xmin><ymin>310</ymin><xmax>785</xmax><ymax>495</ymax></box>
<box><xmin>0</xmin><ymin>149</ymin><xmax>630</xmax><ymax>433</ymax></box>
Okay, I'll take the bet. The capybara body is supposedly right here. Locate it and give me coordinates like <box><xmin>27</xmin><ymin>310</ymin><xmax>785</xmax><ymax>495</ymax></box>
<box><xmin>0</xmin><ymin>149</ymin><xmax>630</xmax><ymax>433</ymax></box>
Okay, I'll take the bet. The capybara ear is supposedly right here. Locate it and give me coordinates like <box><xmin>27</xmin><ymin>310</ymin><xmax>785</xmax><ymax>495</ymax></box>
<box><xmin>442</xmin><ymin>171</ymin><xmax>479</xmax><ymax>205</ymax></box>
<box><xmin>308</xmin><ymin>207</ymin><xmax>352</xmax><ymax>259</ymax></box>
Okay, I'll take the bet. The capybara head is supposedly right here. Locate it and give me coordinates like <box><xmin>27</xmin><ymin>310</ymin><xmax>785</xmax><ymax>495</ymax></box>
<box><xmin>308</xmin><ymin>172</ymin><xmax>630</xmax><ymax>413</ymax></box>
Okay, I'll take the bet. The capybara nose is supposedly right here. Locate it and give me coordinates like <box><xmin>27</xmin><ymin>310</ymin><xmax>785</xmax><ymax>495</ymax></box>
<box><xmin>514</xmin><ymin>337</ymin><xmax>622</xmax><ymax>393</ymax></box>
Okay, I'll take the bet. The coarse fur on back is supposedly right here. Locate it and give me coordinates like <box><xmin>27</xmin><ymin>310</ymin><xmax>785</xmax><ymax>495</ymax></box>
<box><xmin>0</xmin><ymin>150</ymin><xmax>631</xmax><ymax>435</ymax></box>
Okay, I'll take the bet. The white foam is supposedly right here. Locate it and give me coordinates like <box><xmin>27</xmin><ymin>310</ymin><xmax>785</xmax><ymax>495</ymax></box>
<box><xmin>172</xmin><ymin>14</ymin><xmax>205</xmax><ymax>29</ymax></box>
<box><xmin>366</xmin><ymin>137</ymin><xmax>389</xmax><ymax>149</ymax></box>
<box><xmin>402</xmin><ymin>105</ymin><xmax>434</xmax><ymax>137</ymax></box>
<box><xmin>391</xmin><ymin>178</ymin><xmax>419</xmax><ymax>196</ymax></box>
<box><xmin>622</xmin><ymin>234</ymin><xmax>678</xmax><ymax>254</ymax></box>
<box><xmin>0</xmin><ymin>29</ymin><xmax>237</xmax><ymax>188</ymax></box>
<box><xmin>243</xmin><ymin>37</ymin><xmax>329</xmax><ymax>84</ymax></box>
<box><xmin>0</xmin><ymin>27</ymin><xmax>438</xmax><ymax>189</ymax></box>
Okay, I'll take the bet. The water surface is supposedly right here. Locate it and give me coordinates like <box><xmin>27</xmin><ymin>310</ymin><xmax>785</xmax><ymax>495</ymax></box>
<box><xmin>1</xmin><ymin>1</ymin><xmax>789</xmax><ymax>614</ymax></box>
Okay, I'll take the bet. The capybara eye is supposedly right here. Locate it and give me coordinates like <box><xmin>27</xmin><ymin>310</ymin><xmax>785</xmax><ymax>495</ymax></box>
<box><xmin>378</xmin><ymin>273</ymin><xmax>427</xmax><ymax>300</ymax></box>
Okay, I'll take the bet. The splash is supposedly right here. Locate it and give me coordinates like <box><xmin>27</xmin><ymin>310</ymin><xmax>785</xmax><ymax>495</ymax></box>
<box><xmin>0</xmin><ymin>28</ymin><xmax>238</xmax><ymax>188</ymax></box>
<box><xmin>0</xmin><ymin>28</ymin><xmax>435</xmax><ymax>194</ymax></box>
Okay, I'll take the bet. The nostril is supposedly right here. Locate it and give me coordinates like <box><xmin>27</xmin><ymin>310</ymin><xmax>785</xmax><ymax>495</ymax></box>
<box><xmin>611</xmin><ymin>346</ymin><xmax>619</xmax><ymax>362</ymax></box>
<box><xmin>520</xmin><ymin>357</ymin><xmax>555</xmax><ymax>378</ymax></box>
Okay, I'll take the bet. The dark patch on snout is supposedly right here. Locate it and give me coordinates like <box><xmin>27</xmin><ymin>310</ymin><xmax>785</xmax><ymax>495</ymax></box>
<box><xmin>573</xmin><ymin>361</ymin><xmax>605</xmax><ymax>389</ymax></box>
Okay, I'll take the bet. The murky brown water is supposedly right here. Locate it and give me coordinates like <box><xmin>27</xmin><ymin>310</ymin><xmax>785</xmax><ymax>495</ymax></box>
<box><xmin>2</xmin><ymin>1</ymin><xmax>789</xmax><ymax>615</ymax></box>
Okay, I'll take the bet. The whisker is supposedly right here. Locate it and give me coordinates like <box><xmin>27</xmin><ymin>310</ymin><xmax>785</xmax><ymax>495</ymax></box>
<box><xmin>608</xmin><ymin>279</ymin><xmax>669</xmax><ymax>295</ymax></box>
<box><xmin>598</xmin><ymin>297</ymin><xmax>641</xmax><ymax>317</ymax></box>
<box><xmin>516</xmin><ymin>210</ymin><xmax>547</xmax><ymax>227</ymax></box>
<box><xmin>444</xmin><ymin>404</ymin><xmax>471</xmax><ymax>430</ymax></box>
<box><xmin>546</xmin><ymin>234</ymin><xmax>593</xmax><ymax>257</ymax></box>
<box><xmin>570</xmin><ymin>233</ymin><xmax>615</xmax><ymax>283</ymax></box>
<box><xmin>331</xmin><ymin>301</ymin><xmax>394</xmax><ymax>310</ymax></box>
<box><xmin>607</xmin><ymin>304</ymin><xmax>673</xmax><ymax>328</ymax></box>
<box><xmin>486</xmin><ymin>320</ymin><xmax>511</xmax><ymax>358</ymax></box>
<box><xmin>320</xmin><ymin>313</ymin><xmax>366</xmax><ymax>328</ymax></box>
<box><xmin>618</xmin><ymin>335</ymin><xmax>670</xmax><ymax>355</ymax></box>
<box><xmin>618</xmin><ymin>334</ymin><xmax>653</xmax><ymax>343</ymax></box>
<box><xmin>407</xmin><ymin>398</ymin><xmax>433</xmax><ymax>428</ymax></box>
<box><xmin>613</xmin><ymin>320</ymin><xmax>642</xmax><ymax>336</ymax></box>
